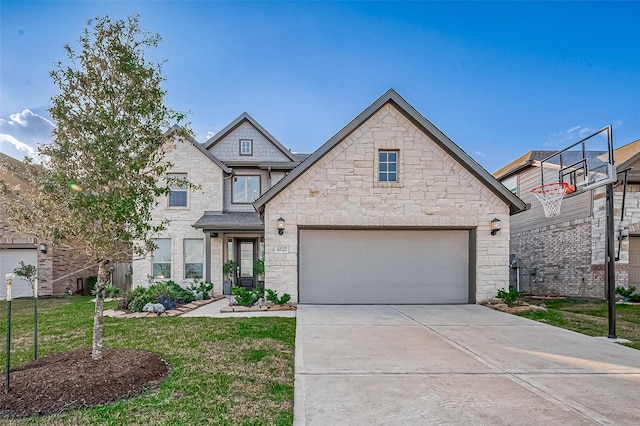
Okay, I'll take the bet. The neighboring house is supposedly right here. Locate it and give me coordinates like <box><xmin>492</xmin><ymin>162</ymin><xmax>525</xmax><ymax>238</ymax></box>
<box><xmin>136</xmin><ymin>89</ymin><xmax>525</xmax><ymax>303</ymax></box>
<box><xmin>494</xmin><ymin>138</ymin><xmax>640</xmax><ymax>297</ymax></box>
<box><xmin>133</xmin><ymin>114</ymin><xmax>303</xmax><ymax>291</ymax></box>
<box><xmin>0</xmin><ymin>152</ymin><xmax>99</xmax><ymax>298</ymax></box>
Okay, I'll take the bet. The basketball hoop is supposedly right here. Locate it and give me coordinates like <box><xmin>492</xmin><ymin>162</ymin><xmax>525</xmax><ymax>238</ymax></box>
<box><xmin>531</xmin><ymin>182</ymin><xmax>575</xmax><ymax>218</ymax></box>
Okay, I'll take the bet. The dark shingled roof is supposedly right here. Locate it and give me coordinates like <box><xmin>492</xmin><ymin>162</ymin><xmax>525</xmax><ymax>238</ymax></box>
<box><xmin>192</xmin><ymin>211</ymin><xmax>263</xmax><ymax>231</ymax></box>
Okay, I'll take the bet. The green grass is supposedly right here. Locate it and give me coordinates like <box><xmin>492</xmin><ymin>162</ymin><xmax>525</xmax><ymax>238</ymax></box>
<box><xmin>0</xmin><ymin>297</ymin><xmax>296</xmax><ymax>425</ymax></box>
<box><xmin>519</xmin><ymin>298</ymin><xmax>640</xmax><ymax>350</ymax></box>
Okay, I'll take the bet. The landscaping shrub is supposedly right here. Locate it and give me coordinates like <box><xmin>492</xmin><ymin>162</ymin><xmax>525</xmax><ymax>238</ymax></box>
<box><xmin>616</xmin><ymin>286</ymin><xmax>637</xmax><ymax>299</ymax></box>
<box><xmin>142</xmin><ymin>303</ymin><xmax>166</xmax><ymax>314</ymax></box>
<box><xmin>188</xmin><ymin>281</ymin><xmax>214</xmax><ymax>300</ymax></box>
<box><xmin>265</xmin><ymin>289</ymin><xmax>291</xmax><ymax>305</ymax></box>
<box><xmin>157</xmin><ymin>295</ymin><xmax>177</xmax><ymax>310</ymax></box>
<box><xmin>104</xmin><ymin>283</ymin><xmax>121</xmax><ymax>298</ymax></box>
<box><xmin>231</xmin><ymin>286</ymin><xmax>260</xmax><ymax>306</ymax></box>
<box><xmin>86</xmin><ymin>276</ymin><xmax>98</xmax><ymax>295</ymax></box>
<box><xmin>497</xmin><ymin>286</ymin><xmax>520</xmax><ymax>306</ymax></box>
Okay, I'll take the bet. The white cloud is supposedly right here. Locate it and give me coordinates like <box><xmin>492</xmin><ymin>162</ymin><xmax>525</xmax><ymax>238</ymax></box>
<box><xmin>0</xmin><ymin>109</ymin><xmax>54</xmax><ymax>159</ymax></box>
<box><xmin>0</xmin><ymin>133</ymin><xmax>35</xmax><ymax>155</ymax></box>
<box><xmin>474</xmin><ymin>151</ymin><xmax>486</xmax><ymax>158</ymax></box>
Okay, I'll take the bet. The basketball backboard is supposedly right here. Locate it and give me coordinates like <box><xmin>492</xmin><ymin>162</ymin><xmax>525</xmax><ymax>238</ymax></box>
<box><xmin>538</xmin><ymin>125</ymin><xmax>616</xmax><ymax>195</ymax></box>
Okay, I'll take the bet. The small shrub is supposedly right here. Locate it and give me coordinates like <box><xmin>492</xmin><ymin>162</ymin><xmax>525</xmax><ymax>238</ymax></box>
<box><xmin>188</xmin><ymin>281</ymin><xmax>214</xmax><ymax>300</ymax></box>
<box><xmin>629</xmin><ymin>294</ymin><xmax>640</xmax><ymax>303</ymax></box>
<box><xmin>129</xmin><ymin>296</ymin><xmax>149</xmax><ymax>312</ymax></box>
<box><xmin>104</xmin><ymin>283</ymin><xmax>121</xmax><ymax>298</ymax></box>
<box><xmin>497</xmin><ymin>286</ymin><xmax>520</xmax><ymax>306</ymax></box>
<box><xmin>616</xmin><ymin>286</ymin><xmax>637</xmax><ymax>299</ymax></box>
<box><xmin>157</xmin><ymin>295</ymin><xmax>177</xmax><ymax>311</ymax></box>
<box><xmin>86</xmin><ymin>276</ymin><xmax>98</xmax><ymax>294</ymax></box>
<box><xmin>265</xmin><ymin>289</ymin><xmax>292</xmax><ymax>305</ymax></box>
<box><xmin>117</xmin><ymin>293</ymin><xmax>131</xmax><ymax>311</ymax></box>
<box><xmin>142</xmin><ymin>303</ymin><xmax>166</xmax><ymax>314</ymax></box>
<box><xmin>232</xmin><ymin>286</ymin><xmax>260</xmax><ymax>306</ymax></box>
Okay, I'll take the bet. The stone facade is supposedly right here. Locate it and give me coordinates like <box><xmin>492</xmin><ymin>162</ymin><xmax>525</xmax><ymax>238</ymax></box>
<box><xmin>133</xmin><ymin>138</ymin><xmax>225</xmax><ymax>289</ymax></box>
<box><xmin>262</xmin><ymin>103</ymin><xmax>512</xmax><ymax>303</ymax></box>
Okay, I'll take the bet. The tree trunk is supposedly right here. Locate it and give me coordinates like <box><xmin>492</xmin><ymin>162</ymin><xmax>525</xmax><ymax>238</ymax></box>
<box><xmin>91</xmin><ymin>260</ymin><xmax>108</xmax><ymax>360</ymax></box>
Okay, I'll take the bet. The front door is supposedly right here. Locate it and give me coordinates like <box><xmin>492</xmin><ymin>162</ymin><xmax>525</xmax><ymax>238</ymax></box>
<box><xmin>236</xmin><ymin>239</ymin><xmax>256</xmax><ymax>290</ymax></box>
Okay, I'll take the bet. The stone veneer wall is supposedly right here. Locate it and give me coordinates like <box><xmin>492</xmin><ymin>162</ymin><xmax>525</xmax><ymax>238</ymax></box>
<box><xmin>133</xmin><ymin>138</ymin><xmax>224</xmax><ymax>289</ymax></box>
<box><xmin>263</xmin><ymin>103</ymin><xmax>512</xmax><ymax>303</ymax></box>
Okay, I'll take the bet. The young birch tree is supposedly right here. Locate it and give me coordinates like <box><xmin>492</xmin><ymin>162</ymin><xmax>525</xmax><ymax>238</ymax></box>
<box><xmin>0</xmin><ymin>15</ymin><xmax>190</xmax><ymax>360</ymax></box>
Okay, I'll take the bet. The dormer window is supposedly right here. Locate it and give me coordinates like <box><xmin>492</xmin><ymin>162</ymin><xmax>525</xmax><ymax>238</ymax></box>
<box><xmin>239</xmin><ymin>139</ymin><xmax>253</xmax><ymax>156</ymax></box>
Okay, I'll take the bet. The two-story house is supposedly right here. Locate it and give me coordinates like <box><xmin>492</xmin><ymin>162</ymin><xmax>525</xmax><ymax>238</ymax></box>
<box><xmin>132</xmin><ymin>113</ymin><xmax>305</xmax><ymax>292</ymax></box>
<box><xmin>136</xmin><ymin>90</ymin><xmax>526</xmax><ymax>304</ymax></box>
<box><xmin>494</xmin><ymin>138</ymin><xmax>640</xmax><ymax>298</ymax></box>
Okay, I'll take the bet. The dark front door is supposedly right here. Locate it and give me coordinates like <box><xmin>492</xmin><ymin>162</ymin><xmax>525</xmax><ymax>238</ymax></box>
<box><xmin>236</xmin><ymin>239</ymin><xmax>256</xmax><ymax>290</ymax></box>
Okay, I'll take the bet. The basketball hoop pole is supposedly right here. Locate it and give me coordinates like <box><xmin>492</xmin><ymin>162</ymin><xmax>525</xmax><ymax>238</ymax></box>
<box><xmin>604</xmin><ymin>125</ymin><xmax>617</xmax><ymax>339</ymax></box>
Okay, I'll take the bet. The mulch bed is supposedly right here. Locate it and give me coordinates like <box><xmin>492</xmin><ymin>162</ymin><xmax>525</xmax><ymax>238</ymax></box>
<box><xmin>0</xmin><ymin>348</ymin><xmax>170</xmax><ymax>419</ymax></box>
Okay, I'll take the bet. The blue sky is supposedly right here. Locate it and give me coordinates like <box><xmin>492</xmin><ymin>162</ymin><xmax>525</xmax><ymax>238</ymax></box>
<box><xmin>1</xmin><ymin>1</ymin><xmax>639</xmax><ymax>173</ymax></box>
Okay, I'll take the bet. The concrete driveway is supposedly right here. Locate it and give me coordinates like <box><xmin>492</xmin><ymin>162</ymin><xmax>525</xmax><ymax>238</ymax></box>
<box><xmin>294</xmin><ymin>305</ymin><xmax>640</xmax><ymax>425</ymax></box>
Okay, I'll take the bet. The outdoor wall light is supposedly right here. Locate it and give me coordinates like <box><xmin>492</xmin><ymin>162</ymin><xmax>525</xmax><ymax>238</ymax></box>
<box><xmin>277</xmin><ymin>217</ymin><xmax>286</xmax><ymax>235</ymax></box>
<box><xmin>490</xmin><ymin>218</ymin><xmax>501</xmax><ymax>235</ymax></box>
<box><xmin>39</xmin><ymin>243</ymin><xmax>47</xmax><ymax>254</ymax></box>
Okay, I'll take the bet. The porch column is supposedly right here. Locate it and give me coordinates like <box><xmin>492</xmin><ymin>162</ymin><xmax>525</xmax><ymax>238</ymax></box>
<box><xmin>205</xmin><ymin>231</ymin><xmax>212</xmax><ymax>283</ymax></box>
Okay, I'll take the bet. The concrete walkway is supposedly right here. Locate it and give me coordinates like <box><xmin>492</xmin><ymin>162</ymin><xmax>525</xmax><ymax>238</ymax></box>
<box><xmin>181</xmin><ymin>296</ymin><xmax>296</xmax><ymax>318</ymax></box>
<box><xmin>294</xmin><ymin>304</ymin><xmax>640</xmax><ymax>425</ymax></box>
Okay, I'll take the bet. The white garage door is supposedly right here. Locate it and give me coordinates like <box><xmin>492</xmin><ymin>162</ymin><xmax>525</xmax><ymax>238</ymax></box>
<box><xmin>0</xmin><ymin>249</ymin><xmax>37</xmax><ymax>299</ymax></box>
<box><xmin>299</xmin><ymin>229</ymin><xmax>470</xmax><ymax>304</ymax></box>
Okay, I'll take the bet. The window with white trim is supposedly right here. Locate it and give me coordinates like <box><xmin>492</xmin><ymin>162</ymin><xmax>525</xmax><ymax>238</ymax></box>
<box><xmin>152</xmin><ymin>239</ymin><xmax>171</xmax><ymax>279</ymax></box>
<box><xmin>239</xmin><ymin>139</ymin><xmax>253</xmax><ymax>156</ymax></box>
<box><xmin>379</xmin><ymin>151</ymin><xmax>398</xmax><ymax>182</ymax></box>
<box><xmin>168</xmin><ymin>173</ymin><xmax>187</xmax><ymax>207</ymax></box>
<box><xmin>232</xmin><ymin>176</ymin><xmax>261</xmax><ymax>203</ymax></box>
<box><xmin>184</xmin><ymin>239</ymin><xmax>203</xmax><ymax>279</ymax></box>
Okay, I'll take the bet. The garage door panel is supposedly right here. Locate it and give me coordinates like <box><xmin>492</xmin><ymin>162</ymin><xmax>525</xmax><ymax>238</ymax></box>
<box><xmin>299</xmin><ymin>229</ymin><xmax>469</xmax><ymax>304</ymax></box>
<box><xmin>0</xmin><ymin>249</ymin><xmax>37</xmax><ymax>299</ymax></box>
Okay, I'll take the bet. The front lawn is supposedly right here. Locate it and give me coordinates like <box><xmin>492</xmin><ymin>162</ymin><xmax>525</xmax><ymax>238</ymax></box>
<box><xmin>0</xmin><ymin>297</ymin><xmax>296</xmax><ymax>425</ymax></box>
<box><xmin>519</xmin><ymin>298</ymin><xmax>640</xmax><ymax>350</ymax></box>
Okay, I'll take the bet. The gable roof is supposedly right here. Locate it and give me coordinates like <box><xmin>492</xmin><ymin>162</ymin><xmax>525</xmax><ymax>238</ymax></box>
<box><xmin>0</xmin><ymin>151</ymin><xmax>32</xmax><ymax>187</ymax></box>
<box><xmin>167</xmin><ymin>125</ymin><xmax>231</xmax><ymax>173</ymax></box>
<box><xmin>203</xmin><ymin>112</ymin><xmax>299</xmax><ymax>163</ymax></box>
<box><xmin>493</xmin><ymin>150</ymin><xmax>558</xmax><ymax>180</ymax></box>
<box><xmin>494</xmin><ymin>138</ymin><xmax>640</xmax><ymax>182</ymax></box>
<box><xmin>613</xmin><ymin>138</ymin><xmax>640</xmax><ymax>168</ymax></box>
<box><xmin>254</xmin><ymin>89</ymin><xmax>526</xmax><ymax>215</ymax></box>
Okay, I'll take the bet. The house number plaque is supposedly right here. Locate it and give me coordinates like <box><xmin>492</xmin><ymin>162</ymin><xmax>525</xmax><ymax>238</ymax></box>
<box><xmin>275</xmin><ymin>245</ymin><xmax>289</xmax><ymax>254</ymax></box>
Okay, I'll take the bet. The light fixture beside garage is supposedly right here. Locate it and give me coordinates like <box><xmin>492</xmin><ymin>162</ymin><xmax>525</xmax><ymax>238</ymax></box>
<box><xmin>277</xmin><ymin>217</ymin><xmax>286</xmax><ymax>235</ymax></box>
<box><xmin>39</xmin><ymin>243</ymin><xmax>47</xmax><ymax>254</ymax></box>
<box><xmin>490</xmin><ymin>218</ymin><xmax>501</xmax><ymax>235</ymax></box>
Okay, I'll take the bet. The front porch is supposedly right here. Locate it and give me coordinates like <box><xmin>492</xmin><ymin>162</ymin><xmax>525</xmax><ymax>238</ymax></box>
<box><xmin>193</xmin><ymin>211</ymin><xmax>264</xmax><ymax>294</ymax></box>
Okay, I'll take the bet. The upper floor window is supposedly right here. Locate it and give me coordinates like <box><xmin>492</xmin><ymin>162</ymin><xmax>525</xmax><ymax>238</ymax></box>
<box><xmin>168</xmin><ymin>173</ymin><xmax>187</xmax><ymax>207</ymax></box>
<box><xmin>152</xmin><ymin>239</ymin><xmax>171</xmax><ymax>279</ymax></box>
<box><xmin>239</xmin><ymin>139</ymin><xmax>253</xmax><ymax>156</ymax></box>
<box><xmin>233</xmin><ymin>175</ymin><xmax>261</xmax><ymax>203</ymax></box>
<box><xmin>379</xmin><ymin>151</ymin><xmax>398</xmax><ymax>182</ymax></box>
<box><xmin>502</xmin><ymin>175</ymin><xmax>518</xmax><ymax>195</ymax></box>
